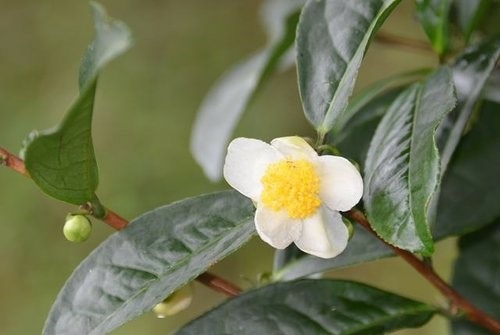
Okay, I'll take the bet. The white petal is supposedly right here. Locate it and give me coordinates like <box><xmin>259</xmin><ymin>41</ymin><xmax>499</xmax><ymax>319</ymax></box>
<box><xmin>254</xmin><ymin>205</ymin><xmax>302</xmax><ymax>249</ymax></box>
<box><xmin>270</xmin><ymin>136</ymin><xmax>318</xmax><ymax>160</ymax></box>
<box><xmin>317</xmin><ymin>155</ymin><xmax>363</xmax><ymax>211</ymax></box>
<box><xmin>223</xmin><ymin>138</ymin><xmax>282</xmax><ymax>200</ymax></box>
<box><xmin>294</xmin><ymin>207</ymin><xmax>348</xmax><ymax>259</ymax></box>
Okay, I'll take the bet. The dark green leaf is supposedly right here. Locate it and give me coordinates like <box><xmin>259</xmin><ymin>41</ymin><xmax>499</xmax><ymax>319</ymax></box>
<box><xmin>331</xmin><ymin>69</ymin><xmax>430</xmax><ymax>137</ymax></box>
<box><xmin>274</xmin><ymin>82</ymin><xmax>414</xmax><ymax>278</ymax></box>
<box><xmin>296</xmin><ymin>0</ymin><xmax>401</xmax><ymax>135</ymax></box>
<box><xmin>273</xmin><ymin>57</ymin><xmax>498</xmax><ymax>279</ymax></box>
<box><xmin>437</xmin><ymin>37</ymin><xmax>500</xmax><ymax>173</ymax></box>
<box><xmin>477</xmin><ymin>2</ymin><xmax>500</xmax><ymax>37</ymax></box>
<box><xmin>430</xmin><ymin>37</ymin><xmax>500</xmax><ymax>226</ymax></box>
<box><xmin>451</xmin><ymin>222</ymin><xmax>500</xmax><ymax>335</ymax></box>
<box><xmin>24</xmin><ymin>2</ymin><xmax>131</xmax><ymax>204</ymax></box>
<box><xmin>455</xmin><ymin>0</ymin><xmax>493</xmax><ymax>43</ymax></box>
<box><xmin>333</xmin><ymin>88</ymin><xmax>404</xmax><ymax>165</ymax></box>
<box><xmin>364</xmin><ymin>68</ymin><xmax>456</xmax><ymax>255</ymax></box>
<box><xmin>176</xmin><ymin>279</ymin><xmax>436</xmax><ymax>334</ymax></box>
<box><xmin>275</xmin><ymin>98</ymin><xmax>500</xmax><ymax>280</ymax></box>
<box><xmin>434</xmin><ymin>101</ymin><xmax>500</xmax><ymax>238</ymax></box>
<box><xmin>43</xmin><ymin>191</ymin><xmax>255</xmax><ymax>335</ymax></box>
<box><xmin>485</xmin><ymin>69</ymin><xmax>500</xmax><ymax>103</ymax></box>
<box><xmin>190</xmin><ymin>0</ymin><xmax>304</xmax><ymax>181</ymax></box>
<box><xmin>416</xmin><ymin>0</ymin><xmax>451</xmax><ymax>55</ymax></box>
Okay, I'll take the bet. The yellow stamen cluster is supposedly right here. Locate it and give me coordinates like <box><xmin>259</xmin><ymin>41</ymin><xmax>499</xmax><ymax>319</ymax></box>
<box><xmin>260</xmin><ymin>159</ymin><xmax>320</xmax><ymax>219</ymax></box>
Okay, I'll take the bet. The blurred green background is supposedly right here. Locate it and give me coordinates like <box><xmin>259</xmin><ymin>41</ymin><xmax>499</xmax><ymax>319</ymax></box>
<box><xmin>0</xmin><ymin>1</ymin><xmax>456</xmax><ymax>334</ymax></box>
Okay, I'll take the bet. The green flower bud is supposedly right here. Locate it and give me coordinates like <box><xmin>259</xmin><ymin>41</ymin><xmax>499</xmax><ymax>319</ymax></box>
<box><xmin>152</xmin><ymin>284</ymin><xmax>193</xmax><ymax>318</ymax></box>
<box><xmin>63</xmin><ymin>214</ymin><xmax>92</xmax><ymax>243</ymax></box>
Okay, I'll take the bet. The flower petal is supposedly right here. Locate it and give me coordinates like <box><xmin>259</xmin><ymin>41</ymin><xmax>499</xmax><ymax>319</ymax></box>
<box><xmin>223</xmin><ymin>138</ymin><xmax>282</xmax><ymax>200</ymax></box>
<box><xmin>254</xmin><ymin>205</ymin><xmax>302</xmax><ymax>249</ymax></box>
<box><xmin>294</xmin><ymin>207</ymin><xmax>348</xmax><ymax>259</ymax></box>
<box><xmin>270</xmin><ymin>136</ymin><xmax>318</xmax><ymax>160</ymax></box>
<box><xmin>317</xmin><ymin>155</ymin><xmax>363</xmax><ymax>211</ymax></box>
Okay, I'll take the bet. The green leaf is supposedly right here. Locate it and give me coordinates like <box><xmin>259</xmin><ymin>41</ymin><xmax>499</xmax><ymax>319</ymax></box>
<box><xmin>415</xmin><ymin>0</ymin><xmax>451</xmax><ymax>55</ymax></box>
<box><xmin>275</xmin><ymin>98</ymin><xmax>500</xmax><ymax>281</ymax></box>
<box><xmin>437</xmin><ymin>37</ymin><xmax>500</xmax><ymax>174</ymax></box>
<box><xmin>176</xmin><ymin>279</ymin><xmax>436</xmax><ymax>334</ymax></box>
<box><xmin>333</xmin><ymin>88</ymin><xmax>404</xmax><ymax>165</ymax></box>
<box><xmin>190</xmin><ymin>0</ymin><xmax>304</xmax><ymax>181</ymax></box>
<box><xmin>296</xmin><ymin>0</ymin><xmax>401</xmax><ymax>135</ymax></box>
<box><xmin>274</xmin><ymin>80</ymin><xmax>417</xmax><ymax>278</ymax></box>
<box><xmin>43</xmin><ymin>191</ymin><xmax>255</xmax><ymax>335</ymax></box>
<box><xmin>364</xmin><ymin>68</ymin><xmax>456</xmax><ymax>255</ymax></box>
<box><xmin>272</xmin><ymin>56</ymin><xmax>498</xmax><ymax>279</ymax></box>
<box><xmin>23</xmin><ymin>2</ymin><xmax>132</xmax><ymax>205</ymax></box>
<box><xmin>477</xmin><ymin>2</ymin><xmax>500</xmax><ymax>37</ymax></box>
<box><xmin>455</xmin><ymin>0</ymin><xmax>493</xmax><ymax>43</ymax></box>
<box><xmin>434</xmin><ymin>100</ymin><xmax>500</xmax><ymax>238</ymax></box>
<box><xmin>429</xmin><ymin>38</ymin><xmax>500</xmax><ymax>226</ymax></box>
<box><xmin>331</xmin><ymin>69</ymin><xmax>430</xmax><ymax>137</ymax></box>
<box><xmin>451</xmin><ymin>222</ymin><xmax>500</xmax><ymax>335</ymax></box>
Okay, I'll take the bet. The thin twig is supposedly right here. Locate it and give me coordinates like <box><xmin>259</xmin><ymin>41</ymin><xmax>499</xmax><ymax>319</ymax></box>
<box><xmin>0</xmin><ymin>147</ymin><xmax>29</xmax><ymax>177</ymax></box>
<box><xmin>103</xmin><ymin>208</ymin><xmax>129</xmax><ymax>230</ymax></box>
<box><xmin>197</xmin><ymin>272</ymin><xmax>242</xmax><ymax>297</ymax></box>
<box><xmin>343</xmin><ymin>208</ymin><xmax>500</xmax><ymax>334</ymax></box>
<box><xmin>0</xmin><ymin>146</ymin><xmax>242</xmax><ymax>297</ymax></box>
<box><xmin>80</xmin><ymin>202</ymin><xmax>129</xmax><ymax>230</ymax></box>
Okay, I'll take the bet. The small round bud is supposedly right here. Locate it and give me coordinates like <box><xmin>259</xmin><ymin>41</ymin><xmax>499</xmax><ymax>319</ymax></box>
<box><xmin>152</xmin><ymin>284</ymin><xmax>193</xmax><ymax>318</ymax></box>
<box><xmin>63</xmin><ymin>214</ymin><xmax>92</xmax><ymax>243</ymax></box>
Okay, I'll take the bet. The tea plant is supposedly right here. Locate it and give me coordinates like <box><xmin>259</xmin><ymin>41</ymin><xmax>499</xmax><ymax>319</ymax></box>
<box><xmin>1</xmin><ymin>1</ymin><xmax>499</xmax><ymax>334</ymax></box>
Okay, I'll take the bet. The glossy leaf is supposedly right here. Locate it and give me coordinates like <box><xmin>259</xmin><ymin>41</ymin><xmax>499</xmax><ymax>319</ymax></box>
<box><xmin>437</xmin><ymin>37</ymin><xmax>500</xmax><ymax>173</ymax></box>
<box><xmin>455</xmin><ymin>0</ymin><xmax>493</xmax><ymax>43</ymax></box>
<box><xmin>176</xmin><ymin>279</ymin><xmax>436</xmax><ymax>334</ymax></box>
<box><xmin>43</xmin><ymin>191</ymin><xmax>255</xmax><ymax>335</ymax></box>
<box><xmin>434</xmin><ymin>101</ymin><xmax>500</xmax><ymax>238</ymax></box>
<box><xmin>416</xmin><ymin>0</ymin><xmax>451</xmax><ymax>55</ymax></box>
<box><xmin>296</xmin><ymin>0</ymin><xmax>401</xmax><ymax>135</ymax></box>
<box><xmin>23</xmin><ymin>2</ymin><xmax>131</xmax><ymax>204</ymax></box>
<box><xmin>331</xmin><ymin>69</ymin><xmax>429</xmax><ymax>137</ymax></box>
<box><xmin>427</xmin><ymin>38</ymin><xmax>500</xmax><ymax>226</ymax></box>
<box><xmin>274</xmin><ymin>60</ymin><xmax>497</xmax><ymax>279</ymax></box>
<box><xmin>190</xmin><ymin>0</ymin><xmax>304</xmax><ymax>181</ymax></box>
<box><xmin>333</xmin><ymin>88</ymin><xmax>404</xmax><ymax>164</ymax></box>
<box><xmin>364</xmin><ymin>68</ymin><xmax>456</xmax><ymax>255</ymax></box>
<box><xmin>451</xmin><ymin>222</ymin><xmax>500</xmax><ymax>335</ymax></box>
<box><xmin>275</xmin><ymin>98</ymin><xmax>500</xmax><ymax>280</ymax></box>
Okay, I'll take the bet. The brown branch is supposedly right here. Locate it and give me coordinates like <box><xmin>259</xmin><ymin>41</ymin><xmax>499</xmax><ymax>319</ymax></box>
<box><xmin>0</xmin><ymin>147</ymin><xmax>29</xmax><ymax>177</ymax></box>
<box><xmin>102</xmin><ymin>208</ymin><xmax>128</xmax><ymax>230</ymax></box>
<box><xmin>344</xmin><ymin>208</ymin><xmax>500</xmax><ymax>334</ymax></box>
<box><xmin>375</xmin><ymin>31</ymin><xmax>433</xmax><ymax>53</ymax></box>
<box><xmin>0</xmin><ymin>146</ymin><xmax>242</xmax><ymax>297</ymax></box>
<box><xmin>196</xmin><ymin>272</ymin><xmax>242</xmax><ymax>297</ymax></box>
<box><xmin>80</xmin><ymin>201</ymin><xmax>129</xmax><ymax>231</ymax></box>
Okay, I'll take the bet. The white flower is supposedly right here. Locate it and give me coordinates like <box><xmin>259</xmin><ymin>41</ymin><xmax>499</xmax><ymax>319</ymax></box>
<box><xmin>223</xmin><ymin>136</ymin><xmax>363</xmax><ymax>259</ymax></box>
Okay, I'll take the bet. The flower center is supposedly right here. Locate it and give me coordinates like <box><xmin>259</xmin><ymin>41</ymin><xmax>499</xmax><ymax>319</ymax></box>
<box><xmin>260</xmin><ymin>159</ymin><xmax>321</xmax><ymax>219</ymax></box>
